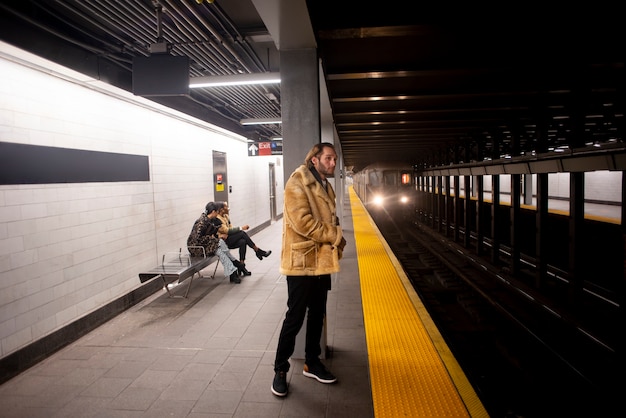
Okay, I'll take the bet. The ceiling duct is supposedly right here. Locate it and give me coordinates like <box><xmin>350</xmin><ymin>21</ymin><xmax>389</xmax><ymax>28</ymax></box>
<box><xmin>132</xmin><ymin>3</ymin><xmax>189</xmax><ymax>96</ymax></box>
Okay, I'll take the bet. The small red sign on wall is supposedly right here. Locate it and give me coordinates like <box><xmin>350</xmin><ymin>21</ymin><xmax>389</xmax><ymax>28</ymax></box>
<box><xmin>259</xmin><ymin>142</ymin><xmax>271</xmax><ymax>156</ymax></box>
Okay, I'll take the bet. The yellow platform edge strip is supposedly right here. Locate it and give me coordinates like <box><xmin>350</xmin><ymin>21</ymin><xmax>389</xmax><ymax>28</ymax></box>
<box><xmin>348</xmin><ymin>186</ymin><xmax>489</xmax><ymax>418</ymax></box>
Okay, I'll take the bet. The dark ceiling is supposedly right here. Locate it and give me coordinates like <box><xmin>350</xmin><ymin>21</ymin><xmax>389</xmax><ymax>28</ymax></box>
<box><xmin>1</xmin><ymin>1</ymin><xmax>623</xmax><ymax>173</ymax></box>
<box><xmin>306</xmin><ymin>3</ymin><xmax>624</xmax><ymax>172</ymax></box>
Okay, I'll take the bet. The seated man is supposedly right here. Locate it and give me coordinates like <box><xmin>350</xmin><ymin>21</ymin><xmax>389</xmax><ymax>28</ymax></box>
<box><xmin>187</xmin><ymin>202</ymin><xmax>246</xmax><ymax>284</ymax></box>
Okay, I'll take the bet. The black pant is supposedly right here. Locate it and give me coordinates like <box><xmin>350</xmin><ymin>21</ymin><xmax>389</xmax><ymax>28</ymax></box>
<box><xmin>224</xmin><ymin>230</ymin><xmax>255</xmax><ymax>260</ymax></box>
<box><xmin>274</xmin><ymin>275</ymin><xmax>330</xmax><ymax>373</ymax></box>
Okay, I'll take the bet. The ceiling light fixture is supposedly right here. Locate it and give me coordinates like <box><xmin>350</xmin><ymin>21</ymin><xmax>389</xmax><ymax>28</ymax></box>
<box><xmin>240</xmin><ymin>118</ymin><xmax>282</xmax><ymax>125</ymax></box>
<box><xmin>190</xmin><ymin>72</ymin><xmax>280</xmax><ymax>88</ymax></box>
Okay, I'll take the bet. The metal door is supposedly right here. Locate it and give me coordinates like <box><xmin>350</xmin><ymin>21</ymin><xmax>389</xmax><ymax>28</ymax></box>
<box><xmin>213</xmin><ymin>150</ymin><xmax>228</xmax><ymax>204</ymax></box>
<box><xmin>269</xmin><ymin>163</ymin><xmax>277</xmax><ymax>221</ymax></box>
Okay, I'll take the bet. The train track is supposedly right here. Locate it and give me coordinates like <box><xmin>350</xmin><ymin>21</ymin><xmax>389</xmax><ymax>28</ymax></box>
<box><xmin>372</xmin><ymin>213</ymin><xmax>620</xmax><ymax>417</ymax></box>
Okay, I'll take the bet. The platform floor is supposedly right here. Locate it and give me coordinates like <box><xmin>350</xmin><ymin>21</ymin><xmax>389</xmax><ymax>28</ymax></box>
<box><xmin>0</xmin><ymin>194</ymin><xmax>374</xmax><ymax>418</ymax></box>
<box><xmin>0</xmin><ymin>188</ymin><xmax>488</xmax><ymax>417</ymax></box>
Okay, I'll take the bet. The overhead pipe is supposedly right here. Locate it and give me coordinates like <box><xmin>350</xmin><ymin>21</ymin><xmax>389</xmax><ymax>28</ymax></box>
<box><xmin>207</xmin><ymin>2</ymin><xmax>269</xmax><ymax>73</ymax></box>
<box><xmin>152</xmin><ymin>0</ymin><xmax>280</xmax><ymax>106</ymax></box>
<box><xmin>162</xmin><ymin>22</ymin><xmax>232</xmax><ymax>74</ymax></box>
<box><xmin>187</xmin><ymin>0</ymin><xmax>269</xmax><ymax>72</ymax></box>
<box><xmin>193</xmin><ymin>1</ymin><xmax>280</xmax><ymax>105</ymax></box>
<box><xmin>86</xmin><ymin>0</ymin><xmax>159</xmax><ymax>55</ymax></box>
<box><xmin>155</xmin><ymin>9</ymin><xmax>234</xmax><ymax>75</ymax></box>
<box><xmin>159</xmin><ymin>2</ymin><xmax>280</xmax><ymax>120</ymax></box>
<box><xmin>89</xmin><ymin>0</ymin><xmax>236</xmax><ymax>77</ymax></box>
<box><xmin>90</xmin><ymin>0</ymin><xmax>268</xmax><ymax>121</ymax></box>
<box><xmin>56</xmin><ymin>0</ymin><xmax>280</xmax><ymax>138</ymax></box>
<box><xmin>202</xmin><ymin>2</ymin><xmax>280</xmax><ymax>111</ymax></box>
<box><xmin>54</xmin><ymin>1</ymin><xmax>145</xmax><ymax>56</ymax></box>
<box><xmin>166</xmin><ymin>0</ymin><xmax>252</xmax><ymax>74</ymax></box>
<box><xmin>0</xmin><ymin>2</ymin><xmax>128</xmax><ymax>60</ymax></box>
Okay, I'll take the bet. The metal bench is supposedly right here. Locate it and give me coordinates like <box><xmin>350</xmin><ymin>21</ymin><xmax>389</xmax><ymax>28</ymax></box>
<box><xmin>138</xmin><ymin>246</ymin><xmax>220</xmax><ymax>298</ymax></box>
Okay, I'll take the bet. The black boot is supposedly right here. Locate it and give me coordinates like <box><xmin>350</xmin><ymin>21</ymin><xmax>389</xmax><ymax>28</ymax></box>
<box><xmin>233</xmin><ymin>260</ymin><xmax>251</xmax><ymax>276</ymax></box>
<box><xmin>229</xmin><ymin>270</ymin><xmax>241</xmax><ymax>283</ymax></box>
<box><xmin>255</xmin><ymin>249</ymin><xmax>272</xmax><ymax>260</ymax></box>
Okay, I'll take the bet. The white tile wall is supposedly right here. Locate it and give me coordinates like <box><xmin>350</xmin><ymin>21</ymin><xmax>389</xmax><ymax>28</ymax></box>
<box><xmin>0</xmin><ymin>43</ymin><xmax>283</xmax><ymax>359</ymax></box>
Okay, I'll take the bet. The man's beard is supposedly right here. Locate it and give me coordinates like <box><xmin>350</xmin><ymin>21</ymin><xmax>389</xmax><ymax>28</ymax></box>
<box><xmin>319</xmin><ymin>164</ymin><xmax>335</xmax><ymax>178</ymax></box>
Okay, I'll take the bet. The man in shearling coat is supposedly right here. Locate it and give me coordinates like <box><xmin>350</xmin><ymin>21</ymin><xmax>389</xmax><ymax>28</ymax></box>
<box><xmin>271</xmin><ymin>142</ymin><xmax>347</xmax><ymax>397</ymax></box>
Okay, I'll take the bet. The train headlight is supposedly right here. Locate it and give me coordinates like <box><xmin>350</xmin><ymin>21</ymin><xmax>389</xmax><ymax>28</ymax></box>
<box><xmin>372</xmin><ymin>195</ymin><xmax>384</xmax><ymax>206</ymax></box>
<box><xmin>400</xmin><ymin>195</ymin><xmax>409</xmax><ymax>204</ymax></box>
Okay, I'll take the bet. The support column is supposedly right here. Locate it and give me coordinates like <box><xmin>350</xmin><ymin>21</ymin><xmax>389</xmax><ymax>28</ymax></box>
<box><xmin>510</xmin><ymin>174</ymin><xmax>521</xmax><ymax>275</ymax></box>
<box><xmin>280</xmin><ymin>48</ymin><xmax>320</xmax><ymax>182</ymax></box>
<box><xmin>617</xmin><ymin>171</ymin><xmax>626</xmax><ymax>373</ymax></box>
<box><xmin>476</xmin><ymin>175</ymin><xmax>484</xmax><ymax>255</ymax></box>
<box><xmin>491</xmin><ymin>175</ymin><xmax>501</xmax><ymax>264</ymax></box>
<box><xmin>445</xmin><ymin>176</ymin><xmax>452</xmax><ymax>237</ymax></box>
<box><xmin>463</xmin><ymin>175</ymin><xmax>471</xmax><ymax>248</ymax></box>
<box><xmin>436</xmin><ymin>176</ymin><xmax>442</xmax><ymax>231</ymax></box>
<box><xmin>453</xmin><ymin>175</ymin><xmax>461</xmax><ymax>242</ymax></box>
<box><xmin>568</xmin><ymin>171</ymin><xmax>584</xmax><ymax>306</ymax></box>
<box><xmin>254</xmin><ymin>0</ymin><xmax>328</xmax><ymax>362</ymax></box>
<box><xmin>535</xmin><ymin>173</ymin><xmax>549</xmax><ymax>289</ymax></box>
<box><xmin>280</xmin><ymin>49</ymin><xmax>326</xmax><ymax>360</ymax></box>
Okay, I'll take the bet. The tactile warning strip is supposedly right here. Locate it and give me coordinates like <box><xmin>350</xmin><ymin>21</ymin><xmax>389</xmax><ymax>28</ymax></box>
<box><xmin>348</xmin><ymin>186</ymin><xmax>489</xmax><ymax>417</ymax></box>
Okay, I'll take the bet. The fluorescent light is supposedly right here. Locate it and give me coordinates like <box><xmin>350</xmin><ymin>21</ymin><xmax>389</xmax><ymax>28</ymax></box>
<box><xmin>190</xmin><ymin>72</ymin><xmax>280</xmax><ymax>88</ymax></box>
<box><xmin>240</xmin><ymin>118</ymin><xmax>282</xmax><ymax>125</ymax></box>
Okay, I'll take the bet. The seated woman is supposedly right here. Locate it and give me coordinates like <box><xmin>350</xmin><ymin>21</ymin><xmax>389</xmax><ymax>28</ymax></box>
<box><xmin>187</xmin><ymin>202</ymin><xmax>246</xmax><ymax>284</ymax></box>
<box><xmin>214</xmin><ymin>201</ymin><xmax>271</xmax><ymax>276</ymax></box>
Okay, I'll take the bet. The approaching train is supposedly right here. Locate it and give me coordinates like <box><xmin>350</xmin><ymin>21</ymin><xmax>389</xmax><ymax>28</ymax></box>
<box><xmin>353</xmin><ymin>163</ymin><xmax>623</xmax><ymax>417</ymax></box>
<box><xmin>352</xmin><ymin>162</ymin><xmax>417</xmax><ymax>219</ymax></box>
<box><xmin>354</xmin><ymin>164</ymin><xmax>622</xmax><ymax>224</ymax></box>
<box><xmin>354</xmin><ymin>163</ymin><xmax>622</xmax><ymax>374</ymax></box>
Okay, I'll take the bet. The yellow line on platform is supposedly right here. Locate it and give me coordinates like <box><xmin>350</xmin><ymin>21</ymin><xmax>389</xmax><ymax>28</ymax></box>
<box><xmin>349</xmin><ymin>186</ymin><xmax>489</xmax><ymax>418</ymax></box>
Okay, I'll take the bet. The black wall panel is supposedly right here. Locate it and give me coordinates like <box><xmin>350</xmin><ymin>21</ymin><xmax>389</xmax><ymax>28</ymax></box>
<box><xmin>0</xmin><ymin>142</ymin><xmax>149</xmax><ymax>184</ymax></box>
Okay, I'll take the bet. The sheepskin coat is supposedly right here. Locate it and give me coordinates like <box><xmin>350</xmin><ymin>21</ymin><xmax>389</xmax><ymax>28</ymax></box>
<box><xmin>216</xmin><ymin>213</ymin><xmax>239</xmax><ymax>235</ymax></box>
<box><xmin>280</xmin><ymin>164</ymin><xmax>343</xmax><ymax>276</ymax></box>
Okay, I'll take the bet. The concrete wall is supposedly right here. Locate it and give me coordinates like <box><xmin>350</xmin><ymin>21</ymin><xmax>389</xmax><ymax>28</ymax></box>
<box><xmin>0</xmin><ymin>43</ymin><xmax>284</xmax><ymax>360</ymax></box>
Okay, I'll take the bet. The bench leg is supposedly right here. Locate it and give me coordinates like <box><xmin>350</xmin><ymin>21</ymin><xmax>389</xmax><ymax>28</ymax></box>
<box><xmin>182</xmin><ymin>273</ymin><xmax>194</xmax><ymax>298</ymax></box>
<box><xmin>156</xmin><ymin>258</ymin><xmax>222</xmax><ymax>299</ymax></box>
<box><xmin>182</xmin><ymin>259</ymin><xmax>219</xmax><ymax>298</ymax></box>
<box><xmin>162</xmin><ymin>274</ymin><xmax>191</xmax><ymax>299</ymax></box>
<box><xmin>182</xmin><ymin>259</ymin><xmax>218</xmax><ymax>297</ymax></box>
<box><xmin>211</xmin><ymin>259</ymin><xmax>220</xmax><ymax>279</ymax></box>
<box><xmin>157</xmin><ymin>274</ymin><xmax>175</xmax><ymax>298</ymax></box>
<box><xmin>198</xmin><ymin>258</ymin><xmax>220</xmax><ymax>280</ymax></box>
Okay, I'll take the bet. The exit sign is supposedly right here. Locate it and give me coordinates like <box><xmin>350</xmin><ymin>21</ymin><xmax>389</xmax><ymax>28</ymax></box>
<box><xmin>248</xmin><ymin>141</ymin><xmax>283</xmax><ymax>156</ymax></box>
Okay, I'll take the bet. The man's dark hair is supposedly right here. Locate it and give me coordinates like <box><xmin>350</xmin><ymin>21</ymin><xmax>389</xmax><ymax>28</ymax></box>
<box><xmin>304</xmin><ymin>142</ymin><xmax>335</xmax><ymax>168</ymax></box>
<box><xmin>205</xmin><ymin>202</ymin><xmax>217</xmax><ymax>214</ymax></box>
